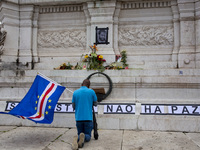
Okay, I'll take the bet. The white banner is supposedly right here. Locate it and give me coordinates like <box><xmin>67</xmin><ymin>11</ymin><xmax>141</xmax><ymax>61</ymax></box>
<box><xmin>103</xmin><ymin>104</ymin><xmax>135</xmax><ymax>114</ymax></box>
<box><xmin>5</xmin><ymin>102</ymin><xmax>98</xmax><ymax>113</ymax></box>
<box><xmin>168</xmin><ymin>105</ymin><xmax>200</xmax><ymax>115</ymax></box>
<box><xmin>141</xmin><ymin>104</ymin><xmax>200</xmax><ymax>115</ymax></box>
<box><xmin>141</xmin><ymin>105</ymin><xmax>165</xmax><ymax>114</ymax></box>
<box><xmin>5</xmin><ymin>102</ymin><xmax>200</xmax><ymax>115</ymax></box>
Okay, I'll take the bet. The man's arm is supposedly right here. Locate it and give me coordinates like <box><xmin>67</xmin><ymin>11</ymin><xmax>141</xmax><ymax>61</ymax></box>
<box><xmin>72</xmin><ymin>102</ymin><xmax>75</xmax><ymax>111</ymax></box>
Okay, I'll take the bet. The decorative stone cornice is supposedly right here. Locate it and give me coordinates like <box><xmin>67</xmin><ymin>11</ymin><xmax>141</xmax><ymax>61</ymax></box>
<box><xmin>179</xmin><ymin>17</ymin><xmax>195</xmax><ymax>21</ymax></box>
<box><xmin>178</xmin><ymin>0</ymin><xmax>195</xmax><ymax>21</ymax></box>
<box><xmin>0</xmin><ymin>2</ymin><xmax>19</xmax><ymax>27</ymax></box>
<box><xmin>19</xmin><ymin>5</ymin><xmax>34</xmax><ymax>27</ymax></box>
<box><xmin>113</xmin><ymin>2</ymin><xmax>121</xmax><ymax>25</ymax></box>
<box><xmin>195</xmin><ymin>0</ymin><xmax>200</xmax><ymax>20</ymax></box>
<box><xmin>121</xmin><ymin>1</ymin><xmax>171</xmax><ymax>9</ymax></box>
<box><xmin>32</xmin><ymin>7</ymin><xmax>39</xmax><ymax>28</ymax></box>
<box><xmin>171</xmin><ymin>0</ymin><xmax>180</xmax><ymax>22</ymax></box>
<box><xmin>39</xmin><ymin>5</ymin><xmax>83</xmax><ymax>14</ymax></box>
<box><xmin>87</xmin><ymin>1</ymin><xmax>116</xmax><ymax>25</ymax></box>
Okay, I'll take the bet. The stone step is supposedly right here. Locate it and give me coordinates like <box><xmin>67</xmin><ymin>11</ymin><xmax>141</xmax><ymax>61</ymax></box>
<box><xmin>128</xmin><ymin>61</ymin><xmax>177</xmax><ymax>69</ymax></box>
<box><xmin>0</xmin><ymin>71</ymin><xmax>200</xmax><ymax>87</ymax></box>
<box><xmin>1</xmin><ymin>69</ymin><xmax>200</xmax><ymax>77</ymax></box>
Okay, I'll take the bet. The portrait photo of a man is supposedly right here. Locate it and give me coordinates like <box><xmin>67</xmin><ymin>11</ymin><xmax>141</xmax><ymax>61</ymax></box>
<box><xmin>95</xmin><ymin>27</ymin><xmax>109</xmax><ymax>45</ymax></box>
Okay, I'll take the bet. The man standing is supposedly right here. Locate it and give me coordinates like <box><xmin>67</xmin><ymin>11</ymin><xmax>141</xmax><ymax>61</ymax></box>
<box><xmin>72</xmin><ymin>79</ymin><xmax>97</xmax><ymax>150</ymax></box>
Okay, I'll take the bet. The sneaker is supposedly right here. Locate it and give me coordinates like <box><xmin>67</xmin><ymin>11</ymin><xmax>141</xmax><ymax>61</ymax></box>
<box><xmin>78</xmin><ymin>133</ymin><xmax>85</xmax><ymax>148</ymax></box>
<box><xmin>72</xmin><ymin>135</ymin><xmax>78</xmax><ymax>150</ymax></box>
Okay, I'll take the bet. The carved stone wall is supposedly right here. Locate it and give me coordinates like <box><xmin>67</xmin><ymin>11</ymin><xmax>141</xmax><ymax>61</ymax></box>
<box><xmin>0</xmin><ymin>0</ymin><xmax>199</xmax><ymax>70</ymax></box>
<box><xmin>119</xmin><ymin>26</ymin><xmax>173</xmax><ymax>46</ymax></box>
<box><xmin>118</xmin><ymin>0</ymin><xmax>175</xmax><ymax>68</ymax></box>
<box><xmin>37</xmin><ymin>4</ymin><xmax>86</xmax><ymax>51</ymax></box>
<box><xmin>38</xmin><ymin>29</ymin><xmax>86</xmax><ymax>49</ymax></box>
<box><xmin>34</xmin><ymin>4</ymin><xmax>87</xmax><ymax>69</ymax></box>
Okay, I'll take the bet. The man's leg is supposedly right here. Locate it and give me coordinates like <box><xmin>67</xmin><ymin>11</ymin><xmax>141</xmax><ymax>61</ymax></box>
<box><xmin>84</xmin><ymin>121</ymin><xmax>93</xmax><ymax>142</ymax></box>
<box><xmin>72</xmin><ymin>135</ymin><xmax>78</xmax><ymax>150</ymax></box>
<box><xmin>76</xmin><ymin>121</ymin><xmax>85</xmax><ymax>148</ymax></box>
<box><xmin>78</xmin><ymin>132</ymin><xmax>85</xmax><ymax>148</ymax></box>
<box><xmin>76</xmin><ymin>121</ymin><xmax>84</xmax><ymax>135</ymax></box>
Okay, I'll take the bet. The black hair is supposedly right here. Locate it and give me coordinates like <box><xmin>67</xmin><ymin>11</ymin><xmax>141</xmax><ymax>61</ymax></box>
<box><xmin>82</xmin><ymin>79</ymin><xmax>90</xmax><ymax>88</ymax></box>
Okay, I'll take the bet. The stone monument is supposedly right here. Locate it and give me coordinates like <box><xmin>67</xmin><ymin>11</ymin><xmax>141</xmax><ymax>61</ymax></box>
<box><xmin>0</xmin><ymin>0</ymin><xmax>200</xmax><ymax>132</ymax></box>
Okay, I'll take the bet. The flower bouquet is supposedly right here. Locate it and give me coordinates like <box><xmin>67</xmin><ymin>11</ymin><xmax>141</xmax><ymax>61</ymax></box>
<box><xmin>59</xmin><ymin>62</ymin><xmax>73</xmax><ymax>70</ymax></box>
<box><xmin>55</xmin><ymin>45</ymin><xmax>129</xmax><ymax>71</ymax></box>
<box><xmin>82</xmin><ymin>44</ymin><xmax>106</xmax><ymax>72</ymax></box>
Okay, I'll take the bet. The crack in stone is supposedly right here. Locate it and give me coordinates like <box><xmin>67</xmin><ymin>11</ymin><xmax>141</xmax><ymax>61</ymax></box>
<box><xmin>45</xmin><ymin>129</ymin><xmax>70</xmax><ymax>149</ymax></box>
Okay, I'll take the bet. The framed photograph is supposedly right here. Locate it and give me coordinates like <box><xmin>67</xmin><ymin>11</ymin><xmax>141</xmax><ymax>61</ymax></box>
<box><xmin>95</xmin><ymin>27</ymin><xmax>109</xmax><ymax>45</ymax></box>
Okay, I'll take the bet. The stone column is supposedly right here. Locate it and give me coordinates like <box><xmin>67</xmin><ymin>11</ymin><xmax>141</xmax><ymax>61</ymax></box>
<box><xmin>178</xmin><ymin>0</ymin><xmax>195</xmax><ymax>68</ymax></box>
<box><xmin>171</xmin><ymin>0</ymin><xmax>180</xmax><ymax>66</ymax></box>
<box><xmin>83</xmin><ymin>3</ymin><xmax>91</xmax><ymax>50</ymax></box>
<box><xmin>86</xmin><ymin>1</ymin><xmax>117</xmax><ymax>63</ymax></box>
<box><xmin>0</xmin><ymin>2</ymin><xmax>19</xmax><ymax>65</ymax></box>
<box><xmin>113</xmin><ymin>2</ymin><xmax>121</xmax><ymax>55</ymax></box>
<box><xmin>19</xmin><ymin>5</ymin><xmax>34</xmax><ymax>69</ymax></box>
<box><xmin>195</xmin><ymin>0</ymin><xmax>200</xmax><ymax>68</ymax></box>
<box><xmin>32</xmin><ymin>6</ymin><xmax>39</xmax><ymax>69</ymax></box>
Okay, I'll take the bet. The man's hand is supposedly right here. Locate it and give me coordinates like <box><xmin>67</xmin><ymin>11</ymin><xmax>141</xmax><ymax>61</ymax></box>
<box><xmin>93</xmin><ymin>101</ymin><xmax>97</xmax><ymax>106</ymax></box>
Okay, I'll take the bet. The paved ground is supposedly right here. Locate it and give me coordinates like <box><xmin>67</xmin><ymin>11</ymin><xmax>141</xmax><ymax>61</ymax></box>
<box><xmin>0</xmin><ymin>126</ymin><xmax>200</xmax><ymax>150</ymax></box>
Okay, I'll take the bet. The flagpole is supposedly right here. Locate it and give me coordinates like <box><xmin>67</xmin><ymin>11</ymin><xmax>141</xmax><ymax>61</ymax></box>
<box><xmin>65</xmin><ymin>88</ymin><xmax>74</xmax><ymax>93</ymax></box>
<box><xmin>37</xmin><ymin>72</ymin><xmax>74</xmax><ymax>94</ymax></box>
<box><xmin>37</xmin><ymin>72</ymin><xmax>62</xmax><ymax>86</ymax></box>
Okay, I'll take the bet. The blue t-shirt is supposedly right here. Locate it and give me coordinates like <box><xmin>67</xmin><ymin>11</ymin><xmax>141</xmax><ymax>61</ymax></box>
<box><xmin>72</xmin><ymin>86</ymin><xmax>97</xmax><ymax>121</ymax></box>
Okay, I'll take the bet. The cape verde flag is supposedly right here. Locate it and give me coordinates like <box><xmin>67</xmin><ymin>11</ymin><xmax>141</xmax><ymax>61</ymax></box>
<box><xmin>0</xmin><ymin>74</ymin><xmax>65</xmax><ymax>124</ymax></box>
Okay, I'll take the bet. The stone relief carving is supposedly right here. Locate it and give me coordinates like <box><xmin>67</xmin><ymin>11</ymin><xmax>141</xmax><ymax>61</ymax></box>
<box><xmin>0</xmin><ymin>28</ymin><xmax>7</xmax><ymax>55</ymax></box>
<box><xmin>119</xmin><ymin>26</ymin><xmax>173</xmax><ymax>46</ymax></box>
<box><xmin>38</xmin><ymin>29</ymin><xmax>86</xmax><ymax>48</ymax></box>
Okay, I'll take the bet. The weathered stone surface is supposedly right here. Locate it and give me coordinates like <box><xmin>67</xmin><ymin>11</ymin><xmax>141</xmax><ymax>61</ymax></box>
<box><xmin>1</xmin><ymin>126</ymin><xmax>199</xmax><ymax>150</ymax></box>
<box><xmin>0</xmin><ymin>126</ymin><xmax>17</xmax><ymax>132</ymax></box>
<box><xmin>0</xmin><ymin>0</ymin><xmax>200</xmax><ymax>132</ymax></box>
<box><xmin>186</xmin><ymin>132</ymin><xmax>200</xmax><ymax>148</ymax></box>
<box><xmin>0</xmin><ymin>127</ymin><xmax>69</xmax><ymax>150</ymax></box>
<box><xmin>123</xmin><ymin>130</ymin><xmax>200</xmax><ymax>150</ymax></box>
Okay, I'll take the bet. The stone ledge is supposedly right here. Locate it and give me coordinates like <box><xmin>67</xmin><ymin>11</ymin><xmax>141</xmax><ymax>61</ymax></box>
<box><xmin>0</xmin><ymin>111</ymin><xmax>200</xmax><ymax>132</ymax></box>
<box><xmin>1</xmin><ymin>69</ymin><xmax>200</xmax><ymax>77</ymax></box>
<box><xmin>0</xmin><ymin>70</ymin><xmax>200</xmax><ymax>86</ymax></box>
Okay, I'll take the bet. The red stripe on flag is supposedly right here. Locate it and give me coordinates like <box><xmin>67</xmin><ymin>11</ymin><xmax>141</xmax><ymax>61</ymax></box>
<box><xmin>20</xmin><ymin>116</ymin><xmax>25</xmax><ymax>119</ymax></box>
<box><xmin>29</xmin><ymin>83</ymin><xmax>55</xmax><ymax>119</ymax></box>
